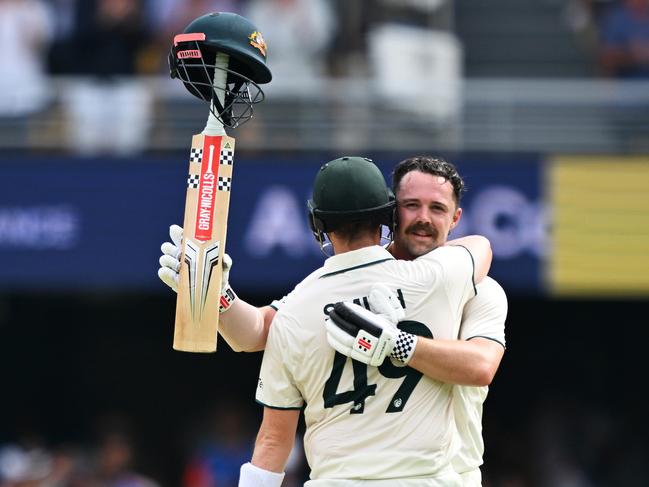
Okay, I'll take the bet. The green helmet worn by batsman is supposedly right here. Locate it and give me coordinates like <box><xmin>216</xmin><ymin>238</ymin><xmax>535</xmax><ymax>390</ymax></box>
<box><xmin>308</xmin><ymin>157</ymin><xmax>395</xmax><ymax>238</ymax></box>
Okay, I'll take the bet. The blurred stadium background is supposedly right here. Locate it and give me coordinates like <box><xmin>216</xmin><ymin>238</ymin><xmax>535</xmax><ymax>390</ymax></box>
<box><xmin>1</xmin><ymin>0</ymin><xmax>649</xmax><ymax>486</ymax></box>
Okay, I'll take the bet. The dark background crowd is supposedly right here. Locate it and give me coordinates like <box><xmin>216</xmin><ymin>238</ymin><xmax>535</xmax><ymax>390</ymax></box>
<box><xmin>2</xmin><ymin>295</ymin><xmax>648</xmax><ymax>486</ymax></box>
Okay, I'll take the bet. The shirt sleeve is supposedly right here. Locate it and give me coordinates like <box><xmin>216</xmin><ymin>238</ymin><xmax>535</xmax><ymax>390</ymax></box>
<box><xmin>419</xmin><ymin>245</ymin><xmax>476</xmax><ymax>311</ymax></box>
<box><xmin>269</xmin><ymin>296</ymin><xmax>287</xmax><ymax>311</ymax></box>
<box><xmin>460</xmin><ymin>277</ymin><xmax>507</xmax><ymax>347</ymax></box>
<box><xmin>255</xmin><ymin>312</ymin><xmax>304</xmax><ymax>409</ymax></box>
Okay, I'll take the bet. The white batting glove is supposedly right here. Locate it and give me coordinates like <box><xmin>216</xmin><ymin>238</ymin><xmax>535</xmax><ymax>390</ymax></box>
<box><xmin>367</xmin><ymin>284</ymin><xmax>416</xmax><ymax>366</ymax></box>
<box><xmin>158</xmin><ymin>224</ymin><xmax>183</xmax><ymax>293</ymax></box>
<box><xmin>325</xmin><ymin>302</ymin><xmax>400</xmax><ymax>367</ymax></box>
<box><xmin>327</xmin><ymin>288</ymin><xmax>418</xmax><ymax>366</ymax></box>
<box><xmin>157</xmin><ymin>225</ymin><xmax>237</xmax><ymax>312</ymax></box>
<box><xmin>218</xmin><ymin>253</ymin><xmax>237</xmax><ymax>313</ymax></box>
<box><xmin>368</xmin><ymin>283</ymin><xmax>405</xmax><ymax>324</ymax></box>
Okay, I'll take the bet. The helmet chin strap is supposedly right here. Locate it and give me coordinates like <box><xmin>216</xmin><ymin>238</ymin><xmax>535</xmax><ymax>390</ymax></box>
<box><xmin>319</xmin><ymin>240</ymin><xmax>334</xmax><ymax>258</ymax></box>
<box><xmin>313</xmin><ymin>228</ymin><xmax>334</xmax><ymax>258</ymax></box>
<box><xmin>202</xmin><ymin>52</ymin><xmax>229</xmax><ymax>136</ymax></box>
<box><xmin>380</xmin><ymin>225</ymin><xmax>394</xmax><ymax>250</ymax></box>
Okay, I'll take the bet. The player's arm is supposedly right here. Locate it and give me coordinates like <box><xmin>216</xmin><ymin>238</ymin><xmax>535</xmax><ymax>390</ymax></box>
<box><xmin>158</xmin><ymin>224</ymin><xmax>275</xmax><ymax>352</ymax></box>
<box><xmin>218</xmin><ymin>303</ymin><xmax>275</xmax><ymax>352</ymax></box>
<box><xmin>418</xmin><ymin>277</ymin><xmax>507</xmax><ymax>385</ymax></box>
<box><xmin>327</xmin><ymin>313</ymin><xmax>502</xmax><ymax>385</ymax></box>
<box><xmin>445</xmin><ymin>235</ymin><xmax>491</xmax><ymax>283</ymax></box>
<box><xmin>408</xmin><ymin>337</ymin><xmax>504</xmax><ymax>386</ymax></box>
<box><xmin>241</xmin><ymin>312</ymin><xmax>303</xmax><ymax>486</ymax></box>
<box><xmin>239</xmin><ymin>407</ymin><xmax>300</xmax><ymax>486</ymax></box>
<box><xmin>326</xmin><ymin>281</ymin><xmax>507</xmax><ymax>386</ymax></box>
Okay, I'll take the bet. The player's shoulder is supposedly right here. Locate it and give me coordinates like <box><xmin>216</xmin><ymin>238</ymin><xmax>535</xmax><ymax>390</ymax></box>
<box><xmin>475</xmin><ymin>276</ymin><xmax>507</xmax><ymax>299</ymax></box>
<box><xmin>414</xmin><ymin>245</ymin><xmax>474</xmax><ymax>269</ymax></box>
<box><xmin>271</xmin><ymin>266</ymin><xmax>326</xmax><ymax>310</ymax></box>
<box><xmin>378</xmin><ymin>246</ymin><xmax>473</xmax><ymax>289</ymax></box>
<box><xmin>410</xmin><ymin>245</ymin><xmax>475</xmax><ymax>280</ymax></box>
<box><xmin>467</xmin><ymin>276</ymin><xmax>508</xmax><ymax>313</ymax></box>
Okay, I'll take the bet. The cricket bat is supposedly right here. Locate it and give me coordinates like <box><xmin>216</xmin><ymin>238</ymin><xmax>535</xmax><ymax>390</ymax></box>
<box><xmin>173</xmin><ymin>51</ymin><xmax>233</xmax><ymax>353</ymax></box>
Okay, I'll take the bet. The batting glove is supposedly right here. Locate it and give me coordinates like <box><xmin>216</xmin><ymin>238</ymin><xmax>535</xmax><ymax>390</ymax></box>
<box><xmin>218</xmin><ymin>253</ymin><xmax>237</xmax><ymax>313</ymax></box>
<box><xmin>326</xmin><ymin>286</ymin><xmax>418</xmax><ymax>366</ymax></box>
<box><xmin>368</xmin><ymin>283</ymin><xmax>405</xmax><ymax>324</ymax></box>
<box><xmin>158</xmin><ymin>224</ymin><xmax>183</xmax><ymax>293</ymax></box>
<box><xmin>157</xmin><ymin>225</ymin><xmax>237</xmax><ymax>312</ymax></box>
<box><xmin>326</xmin><ymin>302</ymin><xmax>400</xmax><ymax>367</ymax></box>
<box><xmin>367</xmin><ymin>283</ymin><xmax>416</xmax><ymax>366</ymax></box>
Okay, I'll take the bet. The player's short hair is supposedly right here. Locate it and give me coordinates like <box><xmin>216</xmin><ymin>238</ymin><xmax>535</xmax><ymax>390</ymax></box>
<box><xmin>392</xmin><ymin>156</ymin><xmax>465</xmax><ymax>206</ymax></box>
<box><xmin>330</xmin><ymin>219</ymin><xmax>383</xmax><ymax>242</ymax></box>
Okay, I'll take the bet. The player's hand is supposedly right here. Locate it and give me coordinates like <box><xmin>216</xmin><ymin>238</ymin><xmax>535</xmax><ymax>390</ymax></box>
<box><xmin>326</xmin><ymin>285</ymin><xmax>418</xmax><ymax>366</ymax></box>
<box><xmin>158</xmin><ymin>224</ymin><xmax>183</xmax><ymax>293</ymax></box>
<box><xmin>158</xmin><ymin>225</ymin><xmax>236</xmax><ymax>310</ymax></box>
<box><xmin>325</xmin><ymin>302</ymin><xmax>399</xmax><ymax>367</ymax></box>
<box><xmin>218</xmin><ymin>252</ymin><xmax>237</xmax><ymax>313</ymax></box>
<box><xmin>368</xmin><ymin>283</ymin><xmax>405</xmax><ymax>324</ymax></box>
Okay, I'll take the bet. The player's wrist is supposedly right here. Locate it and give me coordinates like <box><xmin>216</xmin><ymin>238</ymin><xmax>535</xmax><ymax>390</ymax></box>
<box><xmin>390</xmin><ymin>331</ymin><xmax>418</xmax><ymax>365</ymax></box>
<box><xmin>239</xmin><ymin>462</ymin><xmax>285</xmax><ymax>487</ymax></box>
<box><xmin>219</xmin><ymin>283</ymin><xmax>238</xmax><ymax>313</ymax></box>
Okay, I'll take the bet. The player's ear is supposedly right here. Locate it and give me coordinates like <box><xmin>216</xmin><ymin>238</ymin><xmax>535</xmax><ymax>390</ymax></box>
<box><xmin>450</xmin><ymin>207</ymin><xmax>462</xmax><ymax>230</ymax></box>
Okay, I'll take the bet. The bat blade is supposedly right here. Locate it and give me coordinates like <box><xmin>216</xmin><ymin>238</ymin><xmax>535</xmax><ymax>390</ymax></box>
<box><xmin>173</xmin><ymin>133</ymin><xmax>235</xmax><ymax>352</ymax></box>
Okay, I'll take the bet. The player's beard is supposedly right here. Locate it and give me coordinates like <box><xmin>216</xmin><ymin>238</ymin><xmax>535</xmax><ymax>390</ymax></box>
<box><xmin>399</xmin><ymin>222</ymin><xmax>443</xmax><ymax>258</ymax></box>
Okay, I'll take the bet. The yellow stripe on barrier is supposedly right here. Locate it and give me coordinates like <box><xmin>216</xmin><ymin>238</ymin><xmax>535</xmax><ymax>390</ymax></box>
<box><xmin>548</xmin><ymin>156</ymin><xmax>649</xmax><ymax>297</ymax></box>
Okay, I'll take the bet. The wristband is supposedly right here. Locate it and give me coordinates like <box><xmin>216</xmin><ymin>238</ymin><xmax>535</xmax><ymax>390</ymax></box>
<box><xmin>390</xmin><ymin>331</ymin><xmax>418</xmax><ymax>365</ymax></box>
<box><xmin>219</xmin><ymin>284</ymin><xmax>238</xmax><ymax>313</ymax></box>
<box><xmin>239</xmin><ymin>462</ymin><xmax>285</xmax><ymax>487</ymax></box>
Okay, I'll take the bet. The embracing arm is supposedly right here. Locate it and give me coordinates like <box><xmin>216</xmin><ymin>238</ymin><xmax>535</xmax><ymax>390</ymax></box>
<box><xmin>445</xmin><ymin>235</ymin><xmax>492</xmax><ymax>284</ymax></box>
<box><xmin>326</xmin><ymin>281</ymin><xmax>507</xmax><ymax>386</ymax></box>
<box><xmin>408</xmin><ymin>337</ymin><xmax>504</xmax><ymax>386</ymax></box>
<box><xmin>410</xmin><ymin>276</ymin><xmax>507</xmax><ymax>385</ymax></box>
<box><xmin>327</xmin><ymin>303</ymin><xmax>504</xmax><ymax>386</ymax></box>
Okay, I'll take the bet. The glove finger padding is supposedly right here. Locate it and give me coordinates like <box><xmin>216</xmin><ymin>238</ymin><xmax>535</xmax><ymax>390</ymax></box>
<box><xmin>324</xmin><ymin>316</ymin><xmax>355</xmax><ymax>355</ymax></box>
<box><xmin>169</xmin><ymin>224</ymin><xmax>183</xmax><ymax>247</ymax></box>
<box><xmin>158</xmin><ymin>225</ymin><xmax>183</xmax><ymax>293</ymax></box>
<box><xmin>218</xmin><ymin>253</ymin><xmax>238</xmax><ymax>312</ymax></box>
<box><xmin>368</xmin><ymin>283</ymin><xmax>405</xmax><ymax>324</ymax></box>
<box><xmin>159</xmin><ymin>254</ymin><xmax>180</xmax><ymax>272</ymax></box>
<box><xmin>221</xmin><ymin>253</ymin><xmax>232</xmax><ymax>293</ymax></box>
<box><xmin>158</xmin><ymin>267</ymin><xmax>178</xmax><ymax>292</ymax></box>
<box><xmin>223</xmin><ymin>253</ymin><xmax>232</xmax><ymax>272</ymax></box>
<box><xmin>160</xmin><ymin>241</ymin><xmax>180</xmax><ymax>259</ymax></box>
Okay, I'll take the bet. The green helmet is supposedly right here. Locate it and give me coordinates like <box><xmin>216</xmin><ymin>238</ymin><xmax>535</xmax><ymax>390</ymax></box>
<box><xmin>308</xmin><ymin>157</ymin><xmax>395</xmax><ymax>236</ymax></box>
<box><xmin>168</xmin><ymin>12</ymin><xmax>271</xmax><ymax>127</ymax></box>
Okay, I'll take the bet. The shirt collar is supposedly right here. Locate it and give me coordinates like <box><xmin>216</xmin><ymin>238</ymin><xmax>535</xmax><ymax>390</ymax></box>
<box><xmin>320</xmin><ymin>245</ymin><xmax>395</xmax><ymax>278</ymax></box>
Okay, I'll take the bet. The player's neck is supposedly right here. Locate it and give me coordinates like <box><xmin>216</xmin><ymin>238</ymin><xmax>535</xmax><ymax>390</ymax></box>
<box><xmin>331</xmin><ymin>235</ymin><xmax>380</xmax><ymax>254</ymax></box>
<box><xmin>388</xmin><ymin>241</ymin><xmax>414</xmax><ymax>261</ymax></box>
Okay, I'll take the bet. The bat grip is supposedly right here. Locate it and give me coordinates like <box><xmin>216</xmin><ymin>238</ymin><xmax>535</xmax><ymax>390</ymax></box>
<box><xmin>202</xmin><ymin>52</ymin><xmax>229</xmax><ymax>136</ymax></box>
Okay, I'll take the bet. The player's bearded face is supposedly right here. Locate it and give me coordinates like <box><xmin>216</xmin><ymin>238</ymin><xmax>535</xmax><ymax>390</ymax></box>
<box><xmin>394</xmin><ymin>171</ymin><xmax>460</xmax><ymax>259</ymax></box>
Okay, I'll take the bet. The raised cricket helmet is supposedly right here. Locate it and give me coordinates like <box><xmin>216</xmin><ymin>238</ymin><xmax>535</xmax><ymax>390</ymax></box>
<box><xmin>168</xmin><ymin>12</ymin><xmax>272</xmax><ymax>127</ymax></box>
<box><xmin>308</xmin><ymin>157</ymin><xmax>395</xmax><ymax>238</ymax></box>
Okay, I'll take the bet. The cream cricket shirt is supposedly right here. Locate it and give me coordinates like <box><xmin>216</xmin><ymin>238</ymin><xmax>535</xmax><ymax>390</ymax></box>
<box><xmin>256</xmin><ymin>245</ymin><xmax>476</xmax><ymax>481</ymax></box>
<box><xmin>451</xmin><ymin>277</ymin><xmax>507</xmax><ymax>478</ymax></box>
